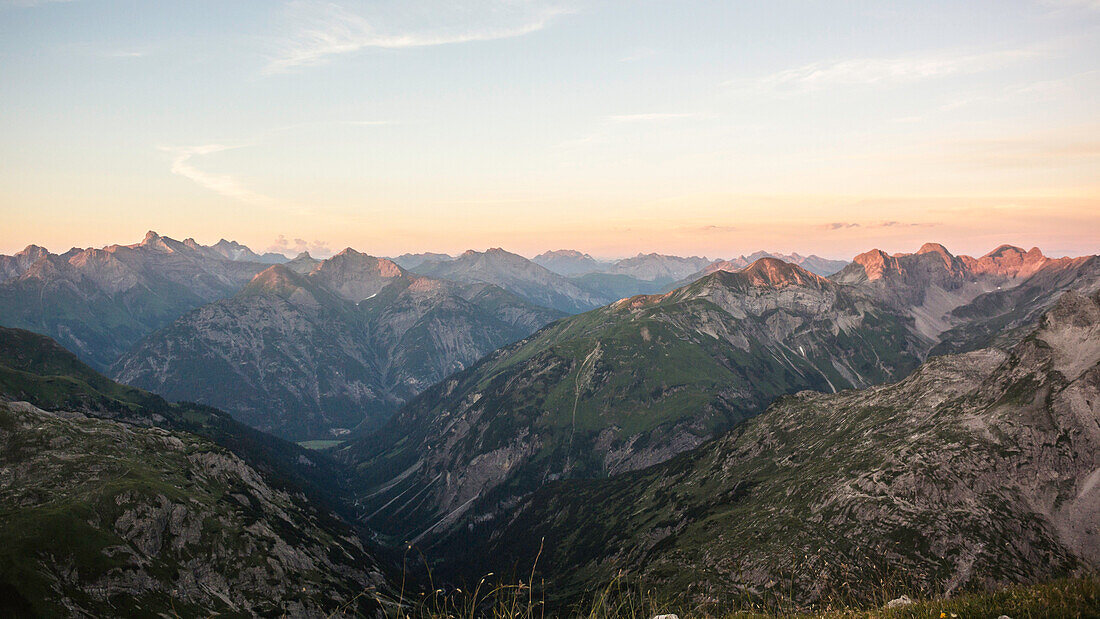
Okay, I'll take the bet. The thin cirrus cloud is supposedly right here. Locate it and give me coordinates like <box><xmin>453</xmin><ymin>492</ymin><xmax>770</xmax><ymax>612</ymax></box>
<box><xmin>752</xmin><ymin>48</ymin><xmax>1039</xmax><ymax>92</ymax></box>
<box><xmin>265</xmin><ymin>0</ymin><xmax>574</xmax><ymax>73</ymax></box>
<box><xmin>162</xmin><ymin>144</ymin><xmax>274</xmax><ymax>206</ymax></box>
<box><xmin>1</xmin><ymin>0</ymin><xmax>76</xmax><ymax>7</ymax></box>
<box><xmin>821</xmin><ymin>221</ymin><xmax>936</xmax><ymax>231</ymax></box>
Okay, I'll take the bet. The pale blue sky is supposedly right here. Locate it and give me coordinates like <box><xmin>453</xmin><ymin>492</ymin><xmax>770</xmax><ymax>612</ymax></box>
<box><xmin>1</xmin><ymin>0</ymin><xmax>1097</xmax><ymax>259</ymax></box>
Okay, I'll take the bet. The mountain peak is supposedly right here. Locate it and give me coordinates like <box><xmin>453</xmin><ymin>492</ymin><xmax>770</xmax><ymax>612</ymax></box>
<box><xmin>982</xmin><ymin>244</ymin><xmax>1026</xmax><ymax>259</ymax></box>
<box><xmin>213</xmin><ymin>239</ymin><xmax>247</xmax><ymax>251</ymax></box>
<box><xmin>736</xmin><ymin>257</ymin><xmax>829</xmax><ymax>289</ymax></box>
<box><xmin>537</xmin><ymin>249</ymin><xmax>590</xmax><ymax>259</ymax></box>
<box><xmin>459</xmin><ymin>248</ymin><xmax>521</xmax><ymax>261</ymax></box>
<box><xmin>308</xmin><ymin>251</ymin><xmax>405</xmax><ymax>301</ymax></box>
<box><xmin>142</xmin><ymin>230</ymin><xmax>161</xmax><ymax>244</ymax></box>
<box><xmin>242</xmin><ymin>264</ymin><xmax>310</xmax><ymax>298</ymax></box>
<box><xmin>971</xmin><ymin>244</ymin><xmax>1050</xmax><ymax>277</ymax></box>
<box><xmin>17</xmin><ymin>244</ymin><xmax>49</xmax><ymax>259</ymax></box>
<box><xmin>917</xmin><ymin>242</ymin><xmax>953</xmax><ymax>258</ymax></box>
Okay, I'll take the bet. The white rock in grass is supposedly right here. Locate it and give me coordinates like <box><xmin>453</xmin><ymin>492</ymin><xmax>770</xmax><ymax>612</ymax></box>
<box><xmin>885</xmin><ymin>595</ymin><xmax>914</xmax><ymax>608</ymax></box>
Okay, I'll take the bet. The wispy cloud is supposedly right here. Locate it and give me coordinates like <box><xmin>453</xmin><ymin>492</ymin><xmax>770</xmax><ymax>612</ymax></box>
<box><xmin>266</xmin><ymin>0</ymin><xmax>573</xmax><ymax>73</ymax></box>
<box><xmin>2</xmin><ymin>0</ymin><xmax>76</xmax><ymax>7</ymax></box>
<box><xmin>753</xmin><ymin>48</ymin><xmax>1039</xmax><ymax>93</ymax></box>
<box><xmin>821</xmin><ymin>221</ymin><xmax>937</xmax><ymax>231</ymax></box>
<box><xmin>162</xmin><ymin>144</ymin><xmax>274</xmax><ymax>205</ymax></box>
<box><xmin>691</xmin><ymin>224</ymin><xmax>738</xmax><ymax>233</ymax></box>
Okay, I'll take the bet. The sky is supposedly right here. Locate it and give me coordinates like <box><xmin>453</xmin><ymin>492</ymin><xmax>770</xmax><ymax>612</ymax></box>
<box><xmin>0</xmin><ymin>0</ymin><xmax>1097</xmax><ymax>260</ymax></box>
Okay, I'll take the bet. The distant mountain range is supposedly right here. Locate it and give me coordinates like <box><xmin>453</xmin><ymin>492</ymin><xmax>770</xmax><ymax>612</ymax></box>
<box><xmin>112</xmin><ymin>250</ymin><xmax>563</xmax><ymax>439</ymax></box>
<box><xmin>2</xmin><ymin>232</ymin><xmax>1099</xmax><ymax>614</ymax></box>
<box><xmin>685</xmin><ymin>251</ymin><xmax>849</xmax><ymax>280</ymax></box>
<box><xmin>3</xmin><ymin>235</ymin><xmax>1095</xmax><ymax>448</ymax></box>
<box><xmin>532</xmin><ymin>249</ymin><xmax>610</xmax><ymax>276</ymax></box>
<box><xmin>342</xmin><ymin>243</ymin><xmax>1100</xmax><ymax>552</ymax></box>
<box><xmin>0</xmin><ymin>232</ymin><xmax>271</xmax><ymax>369</ymax></box>
<box><xmin>412</xmin><ymin>248</ymin><xmax>613</xmax><ymax>313</ymax></box>
<box><xmin>390</xmin><ymin>251</ymin><xmax>455</xmax><ymax>270</ymax></box>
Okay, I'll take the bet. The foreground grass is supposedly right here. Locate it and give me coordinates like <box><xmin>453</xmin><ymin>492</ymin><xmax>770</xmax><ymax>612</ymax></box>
<box><xmin>341</xmin><ymin>575</ymin><xmax>1099</xmax><ymax>618</ymax></box>
<box><xmin>819</xmin><ymin>576</ymin><xmax>1100</xmax><ymax>619</ymax></box>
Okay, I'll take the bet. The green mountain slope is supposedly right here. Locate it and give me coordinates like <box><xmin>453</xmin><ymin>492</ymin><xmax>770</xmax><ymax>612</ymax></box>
<box><xmin>343</xmin><ymin>259</ymin><xmax>927</xmax><ymax>548</ymax></box>
<box><xmin>0</xmin><ymin>326</ymin><xmax>392</xmax><ymax>616</ymax></box>
<box><xmin>467</xmin><ymin>290</ymin><xmax>1100</xmax><ymax>608</ymax></box>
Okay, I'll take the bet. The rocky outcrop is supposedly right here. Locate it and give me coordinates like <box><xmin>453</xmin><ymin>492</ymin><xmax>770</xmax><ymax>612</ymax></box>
<box><xmin>0</xmin><ymin>327</ymin><xmax>393</xmax><ymax>616</ymax></box>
